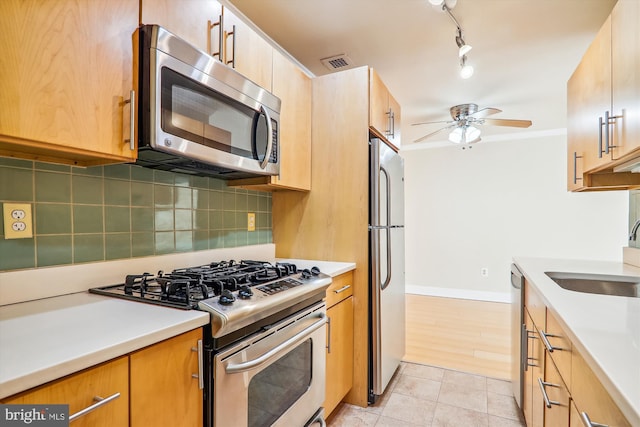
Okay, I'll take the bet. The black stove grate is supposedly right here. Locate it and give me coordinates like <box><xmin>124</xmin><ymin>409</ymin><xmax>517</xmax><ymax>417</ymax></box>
<box><xmin>89</xmin><ymin>260</ymin><xmax>301</xmax><ymax>309</ymax></box>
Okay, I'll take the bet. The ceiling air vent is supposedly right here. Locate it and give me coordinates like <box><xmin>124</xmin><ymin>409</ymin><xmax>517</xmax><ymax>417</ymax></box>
<box><xmin>321</xmin><ymin>54</ymin><xmax>355</xmax><ymax>71</ymax></box>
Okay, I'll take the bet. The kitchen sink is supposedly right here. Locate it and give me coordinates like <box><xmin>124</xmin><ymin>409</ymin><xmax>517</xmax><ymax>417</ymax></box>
<box><xmin>545</xmin><ymin>272</ymin><xmax>639</xmax><ymax>298</ymax></box>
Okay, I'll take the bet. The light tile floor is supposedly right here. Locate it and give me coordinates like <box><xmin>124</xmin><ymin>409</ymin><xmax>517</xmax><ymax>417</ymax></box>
<box><xmin>327</xmin><ymin>362</ymin><xmax>526</xmax><ymax>427</ymax></box>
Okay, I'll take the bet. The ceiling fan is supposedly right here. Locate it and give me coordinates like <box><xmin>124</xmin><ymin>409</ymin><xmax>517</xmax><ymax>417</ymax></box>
<box><xmin>412</xmin><ymin>103</ymin><xmax>532</xmax><ymax>144</ymax></box>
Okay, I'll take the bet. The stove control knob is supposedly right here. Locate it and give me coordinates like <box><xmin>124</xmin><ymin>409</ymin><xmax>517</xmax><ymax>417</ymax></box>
<box><xmin>310</xmin><ymin>266</ymin><xmax>321</xmax><ymax>276</ymax></box>
<box><xmin>219</xmin><ymin>289</ymin><xmax>236</xmax><ymax>305</ymax></box>
<box><xmin>301</xmin><ymin>269</ymin><xmax>312</xmax><ymax>279</ymax></box>
<box><xmin>238</xmin><ymin>285</ymin><xmax>253</xmax><ymax>299</ymax></box>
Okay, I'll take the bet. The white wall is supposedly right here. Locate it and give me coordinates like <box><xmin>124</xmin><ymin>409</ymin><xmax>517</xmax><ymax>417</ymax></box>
<box><xmin>401</xmin><ymin>133</ymin><xmax>629</xmax><ymax>302</ymax></box>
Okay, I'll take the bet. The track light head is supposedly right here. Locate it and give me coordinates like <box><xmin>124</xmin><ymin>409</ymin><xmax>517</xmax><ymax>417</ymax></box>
<box><xmin>460</xmin><ymin>55</ymin><xmax>474</xmax><ymax>79</ymax></box>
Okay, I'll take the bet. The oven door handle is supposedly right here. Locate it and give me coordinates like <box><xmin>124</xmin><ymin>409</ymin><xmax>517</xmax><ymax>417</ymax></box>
<box><xmin>225</xmin><ymin>313</ymin><xmax>326</xmax><ymax>374</ymax></box>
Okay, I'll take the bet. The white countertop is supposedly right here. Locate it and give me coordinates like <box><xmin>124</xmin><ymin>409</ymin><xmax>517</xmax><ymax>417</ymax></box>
<box><xmin>0</xmin><ymin>255</ymin><xmax>355</xmax><ymax>400</ymax></box>
<box><xmin>514</xmin><ymin>257</ymin><xmax>640</xmax><ymax>426</ymax></box>
<box><xmin>0</xmin><ymin>292</ymin><xmax>209</xmax><ymax>399</ymax></box>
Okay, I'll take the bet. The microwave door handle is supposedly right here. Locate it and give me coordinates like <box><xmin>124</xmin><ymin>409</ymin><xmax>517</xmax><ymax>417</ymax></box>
<box><xmin>259</xmin><ymin>104</ymin><xmax>273</xmax><ymax>169</ymax></box>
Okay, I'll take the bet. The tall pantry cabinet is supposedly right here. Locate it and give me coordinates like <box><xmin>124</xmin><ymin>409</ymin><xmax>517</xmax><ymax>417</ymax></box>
<box><xmin>273</xmin><ymin>65</ymin><xmax>402</xmax><ymax>410</ymax></box>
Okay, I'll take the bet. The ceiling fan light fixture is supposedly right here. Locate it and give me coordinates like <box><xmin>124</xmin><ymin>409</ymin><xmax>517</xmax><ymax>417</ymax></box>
<box><xmin>449</xmin><ymin>125</ymin><xmax>480</xmax><ymax>144</ymax></box>
<box><xmin>448</xmin><ymin>127</ymin><xmax>464</xmax><ymax>143</ymax></box>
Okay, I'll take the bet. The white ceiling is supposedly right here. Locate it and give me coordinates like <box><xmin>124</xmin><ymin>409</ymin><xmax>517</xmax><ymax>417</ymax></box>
<box><xmin>225</xmin><ymin>0</ymin><xmax>616</xmax><ymax>147</ymax></box>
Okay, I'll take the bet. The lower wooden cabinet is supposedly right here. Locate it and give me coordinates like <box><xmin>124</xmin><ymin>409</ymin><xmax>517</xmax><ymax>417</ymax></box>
<box><xmin>542</xmin><ymin>355</ymin><xmax>570</xmax><ymax>426</ymax></box>
<box><xmin>1</xmin><ymin>328</ymin><xmax>204</xmax><ymax>427</ymax></box>
<box><xmin>570</xmin><ymin>351</ymin><xmax>631</xmax><ymax>427</ymax></box>
<box><xmin>523</xmin><ymin>308</ymin><xmax>545</xmax><ymax>427</ymax></box>
<box><xmin>130</xmin><ymin>328</ymin><xmax>204</xmax><ymax>427</ymax></box>
<box><xmin>324</xmin><ymin>271</ymin><xmax>354</xmax><ymax>417</ymax></box>
<box><xmin>2</xmin><ymin>357</ymin><xmax>129</xmax><ymax>427</ymax></box>
<box><xmin>523</xmin><ymin>282</ymin><xmax>632</xmax><ymax>427</ymax></box>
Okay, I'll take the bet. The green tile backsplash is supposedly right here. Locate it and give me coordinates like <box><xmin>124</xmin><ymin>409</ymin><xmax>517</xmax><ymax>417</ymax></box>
<box><xmin>0</xmin><ymin>160</ymin><xmax>272</xmax><ymax>271</ymax></box>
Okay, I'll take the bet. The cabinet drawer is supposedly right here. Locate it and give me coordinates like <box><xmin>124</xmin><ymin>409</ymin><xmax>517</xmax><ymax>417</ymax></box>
<box><xmin>2</xmin><ymin>357</ymin><xmax>129</xmax><ymax>427</ymax></box>
<box><xmin>325</xmin><ymin>272</ymin><xmax>354</xmax><ymax>308</ymax></box>
<box><xmin>525</xmin><ymin>279</ymin><xmax>546</xmax><ymax>329</ymax></box>
<box><xmin>543</xmin><ymin>354</ymin><xmax>570</xmax><ymax>426</ymax></box>
<box><xmin>544</xmin><ymin>310</ymin><xmax>573</xmax><ymax>390</ymax></box>
<box><xmin>571</xmin><ymin>351</ymin><xmax>631</xmax><ymax>427</ymax></box>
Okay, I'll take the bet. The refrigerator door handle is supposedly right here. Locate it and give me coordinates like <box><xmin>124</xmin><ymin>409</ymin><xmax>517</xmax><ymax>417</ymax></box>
<box><xmin>380</xmin><ymin>165</ymin><xmax>392</xmax><ymax>290</ymax></box>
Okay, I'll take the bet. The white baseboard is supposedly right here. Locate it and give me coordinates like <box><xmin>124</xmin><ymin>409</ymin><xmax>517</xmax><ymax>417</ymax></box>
<box><xmin>406</xmin><ymin>284</ymin><xmax>512</xmax><ymax>303</ymax></box>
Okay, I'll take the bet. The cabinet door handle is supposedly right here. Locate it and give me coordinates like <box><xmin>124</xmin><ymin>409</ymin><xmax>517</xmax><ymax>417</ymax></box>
<box><xmin>123</xmin><ymin>90</ymin><xmax>135</xmax><ymax>151</ymax></box>
<box><xmin>540</xmin><ymin>330</ymin><xmax>564</xmax><ymax>353</ymax></box>
<box><xmin>604</xmin><ymin>110</ymin><xmax>610</xmax><ymax>155</ymax></box>
<box><xmin>68</xmin><ymin>392</ymin><xmax>120</xmax><ymax>421</ymax></box>
<box><xmin>225</xmin><ymin>25</ymin><xmax>236</xmax><ymax>68</ymax></box>
<box><xmin>573</xmin><ymin>152</ymin><xmax>583</xmax><ymax>184</ymax></box>
<box><xmin>191</xmin><ymin>339</ymin><xmax>204</xmax><ymax>390</ymax></box>
<box><xmin>521</xmin><ymin>324</ymin><xmax>529</xmax><ymax>372</ymax></box>
<box><xmin>581</xmin><ymin>411</ymin><xmax>609</xmax><ymax>427</ymax></box>
<box><xmin>208</xmin><ymin>15</ymin><xmax>224</xmax><ymax>59</ymax></box>
<box><xmin>598</xmin><ymin>115</ymin><xmax>605</xmax><ymax>158</ymax></box>
<box><xmin>537</xmin><ymin>378</ymin><xmax>560</xmax><ymax>409</ymax></box>
<box><xmin>386</xmin><ymin>108</ymin><xmax>395</xmax><ymax>138</ymax></box>
<box><xmin>334</xmin><ymin>285</ymin><xmax>351</xmax><ymax>294</ymax></box>
<box><xmin>326</xmin><ymin>316</ymin><xmax>331</xmax><ymax>354</ymax></box>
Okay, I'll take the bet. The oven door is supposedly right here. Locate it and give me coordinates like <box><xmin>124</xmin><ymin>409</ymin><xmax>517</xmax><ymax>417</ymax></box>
<box><xmin>213</xmin><ymin>303</ymin><xmax>326</xmax><ymax>427</ymax></box>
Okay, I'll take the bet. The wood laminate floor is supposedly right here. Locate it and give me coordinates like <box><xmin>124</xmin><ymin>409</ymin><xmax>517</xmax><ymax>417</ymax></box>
<box><xmin>327</xmin><ymin>362</ymin><xmax>526</xmax><ymax>427</ymax></box>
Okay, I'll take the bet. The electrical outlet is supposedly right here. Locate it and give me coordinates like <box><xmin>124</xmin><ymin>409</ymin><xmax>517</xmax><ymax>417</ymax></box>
<box><xmin>3</xmin><ymin>203</ymin><xmax>33</xmax><ymax>239</ymax></box>
<box><xmin>247</xmin><ymin>212</ymin><xmax>256</xmax><ymax>232</ymax></box>
<box><xmin>481</xmin><ymin>267</ymin><xmax>489</xmax><ymax>277</ymax></box>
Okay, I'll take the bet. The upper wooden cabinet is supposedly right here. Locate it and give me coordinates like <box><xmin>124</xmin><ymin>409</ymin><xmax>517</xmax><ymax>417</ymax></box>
<box><xmin>142</xmin><ymin>0</ymin><xmax>273</xmax><ymax>90</ymax></box>
<box><xmin>269</xmin><ymin>50</ymin><xmax>312</xmax><ymax>190</ymax></box>
<box><xmin>2</xmin><ymin>357</ymin><xmax>129</xmax><ymax>427</ymax></box>
<box><xmin>0</xmin><ymin>0</ymin><xmax>138</xmax><ymax>166</ymax></box>
<box><xmin>140</xmin><ymin>0</ymin><xmax>219</xmax><ymax>53</ymax></box>
<box><xmin>369</xmin><ymin>69</ymin><xmax>401</xmax><ymax>148</ymax></box>
<box><xmin>222</xmin><ymin>8</ymin><xmax>273</xmax><ymax>90</ymax></box>
<box><xmin>228</xmin><ymin>50</ymin><xmax>312</xmax><ymax>191</ymax></box>
<box><xmin>567</xmin><ymin>0</ymin><xmax>640</xmax><ymax>191</ymax></box>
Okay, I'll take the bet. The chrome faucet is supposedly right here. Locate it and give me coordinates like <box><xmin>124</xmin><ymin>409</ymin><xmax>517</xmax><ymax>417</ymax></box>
<box><xmin>629</xmin><ymin>219</ymin><xmax>640</xmax><ymax>241</ymax></box>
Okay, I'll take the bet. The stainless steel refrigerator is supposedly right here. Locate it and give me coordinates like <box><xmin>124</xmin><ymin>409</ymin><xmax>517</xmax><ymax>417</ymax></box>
<box><xmin>369</xmin><ymin>137</ymin><xmax>405</xmax><ymax>404</ymax></box>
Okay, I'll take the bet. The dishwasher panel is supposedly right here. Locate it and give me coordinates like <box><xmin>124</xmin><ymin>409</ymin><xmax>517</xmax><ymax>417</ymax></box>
<box><xmin>510</xmin><ymin>263</ymin><xmax>525</xmax><ymax>408</ymax></box>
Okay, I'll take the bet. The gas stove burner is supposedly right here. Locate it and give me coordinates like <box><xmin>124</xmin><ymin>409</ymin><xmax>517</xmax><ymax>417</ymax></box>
<box><xmin>89</xmin><ymin>259</ymin><xmax>330</xmax><ymax>316</ymax></box>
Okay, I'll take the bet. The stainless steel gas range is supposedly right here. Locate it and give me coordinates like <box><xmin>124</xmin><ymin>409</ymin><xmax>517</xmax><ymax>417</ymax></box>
<box><xmin>90</xmin><ymin>260</ymin><xmax>331</xmax><ymax>427</ymax></box>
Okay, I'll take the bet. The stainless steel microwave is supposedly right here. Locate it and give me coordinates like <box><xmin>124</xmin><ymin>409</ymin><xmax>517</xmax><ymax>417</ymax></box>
<box><xmin>134</xmin><ymin>25</ymin><xmax>280</xmax><ymax>179</ymax></box>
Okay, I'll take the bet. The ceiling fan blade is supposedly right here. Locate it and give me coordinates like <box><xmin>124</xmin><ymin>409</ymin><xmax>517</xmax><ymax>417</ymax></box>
<box><xmin>483</xmin><ymin>118</ymin><xmax>532</xmax><ymax>128</ymax></box>
<box><xmin>413</xmin><ymin>124</ymin><xmax>456</xmax><ymax>143</ymax></box>
<box><xmin>411</xmin><ymin>120</ymin><xmax>453</xmax><ymax>126</ymax></box>
<box><xmin>470</xmin><ymin>107</ymin><xmax>502</xmax><ymax>118</ymax></box>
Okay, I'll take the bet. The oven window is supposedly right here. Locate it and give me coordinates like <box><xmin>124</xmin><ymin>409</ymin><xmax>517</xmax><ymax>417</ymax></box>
<box><xmin>160</xmin><ymin>67</ymin><xmax>258</xmax><ymax>158</ymax></box>
<box><xmin>247</xmin><ymin>339</ymin><xmax>312</xmax><ymax>427</ymax></box>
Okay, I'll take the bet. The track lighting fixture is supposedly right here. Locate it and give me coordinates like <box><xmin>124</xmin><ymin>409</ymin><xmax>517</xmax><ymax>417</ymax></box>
<box><xmin>431</xmin><ymin>0</ymin><xmax>474</xmax><ymax>79</ymax></box>
<box><xmin>460</xmin><ymin>55</ymin><xmax>474</xmax><ymax>79</ymax></box>
<box><xmin>455</xmin><ymin>28</ymin><xmax>472</xmax><ymax>57</ymax></box>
